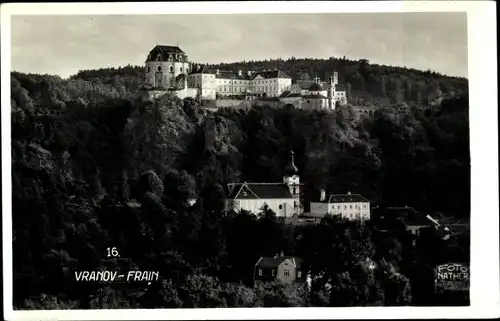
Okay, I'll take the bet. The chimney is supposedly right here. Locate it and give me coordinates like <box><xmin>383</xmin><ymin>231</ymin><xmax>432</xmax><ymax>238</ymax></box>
<box><xmin>320</xmin><ymin>189</ymin><xmax>326</xmax><ymax>202</ymax></box>
<box><xmin>216</xmin><ymin>69</ymin><xmax>220</xmax><ymax>75</ymax></box>
<box><xmin>238</xmin><ymin>70</ymin><xmax>242</xmax><ymax>76</ymax></box>
<box><xmin>247</xmin><ymin>70</ymin><xmax>252</xmax><ymax>77</ymax></box>
<box><xmin>347</xmin><ymin>191</ymin><xmax>351</xmax><ymax>195</ymax></box>
<box><xmin>280</xmin><ymin>250</ymin><xmax>284</xmax><ymax>257</ymax></box>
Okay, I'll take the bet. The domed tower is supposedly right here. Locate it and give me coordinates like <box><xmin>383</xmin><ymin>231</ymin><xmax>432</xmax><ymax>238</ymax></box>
<box><xmin>283</xmin><ymin>150</ymin><xmax>301</xmax><ymax>212</ymax></box>
<box><xmin>144</xmin><ymin>45</ymin><xmax>190</xmax><ymax>89</ymax></box>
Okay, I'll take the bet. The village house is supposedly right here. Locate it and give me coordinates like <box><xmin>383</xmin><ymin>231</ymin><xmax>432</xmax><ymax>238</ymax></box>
<box><xmin>254</xmin><ymin>254</ymin><xmax>309</xmax><ymax>287</ymax></box>
<box><xmin>309</xmin><ymin>190</ymin><xmax>371</xmax><ymax>220</ymax></box>
<box><xmin>224</xmin><ymin>150</ymin><xmax>303</xmax><ymax>217</ymax></box>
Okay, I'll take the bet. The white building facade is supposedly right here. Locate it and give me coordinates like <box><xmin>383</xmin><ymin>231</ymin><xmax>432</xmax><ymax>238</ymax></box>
<box><xmin>310</xmin><ymin>191</ymin><xmax>370</xmax><ymax>220</ymax></box>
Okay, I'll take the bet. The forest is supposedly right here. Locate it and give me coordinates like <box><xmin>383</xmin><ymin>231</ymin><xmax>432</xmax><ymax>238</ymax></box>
<box><xmin>10</xmin><ymin>57</ymin><xmax>470</xmax><ymax>308</ymax></box>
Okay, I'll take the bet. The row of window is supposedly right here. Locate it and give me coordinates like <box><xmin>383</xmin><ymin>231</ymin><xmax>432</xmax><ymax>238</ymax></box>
<box><xmin>333</xmin><ymin>204</ymin><xmax>368</xmax><ymax>210</ymax></box>
<box><xmin>258</xmin><ymin>269</ymin><xmax>302</xmax><ymax>278</ymax></box>
<box><xmin>147</xmin><ymin>66</ymin><xmax>187</xmax><ymax>73</ymax></box>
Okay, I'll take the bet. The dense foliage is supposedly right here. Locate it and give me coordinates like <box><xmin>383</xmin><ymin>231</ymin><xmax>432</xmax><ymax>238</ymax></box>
<box><xmin>11</xmin><ymin>59</ymin><xmax>470</xmax><ymax>309</ymax></box>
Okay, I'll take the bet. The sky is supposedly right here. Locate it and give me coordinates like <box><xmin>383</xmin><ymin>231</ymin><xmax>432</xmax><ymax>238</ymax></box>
<box><xmin>10</xmin><ymin>13</ymin><xmax>468</xmax><ymax>78</ymax></box>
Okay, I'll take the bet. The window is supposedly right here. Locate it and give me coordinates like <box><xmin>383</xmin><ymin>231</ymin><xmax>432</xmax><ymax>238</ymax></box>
<box><xmin>350</xmin><ymin>205</ymin><xmax>353</xmax><ymax>209</ymax></box>
<box><xmin>157</xmin><ymin>66</ymin><xmax>162</xmax><ymax>72</ymax></box>
<box><xmin>297</xmin><ymin>271</ymin><xmax>302</xmax><ymax>278</ymax></box>
<box><xmin>344</xmin><ymin>205</ymin><xmax>347</xmax><ymax>209</ymax></box>
<box><xmin>147</xmin><ymin>66</ymin><xmax>150</xmax><ymax>73</ymax></box>
<box><xmin>307</xmin><ymin>100</ymin><xmax>311</xmax><ymax>103</ymax></box>
<box><xmin>292</xmin><ymin>187</ymin><xmax>296</xmax><ymax>194</ymax></box>
<box><xmin>180</xmin><ymin>67</ymin><xmax>183</xmax><ymax>73</ymax></box>
<box><xmin>284</xmin><ymin>269</ymin><xmax>290</xmax><ymax>276</ymax></box>
<box><xmin>279</xmin><ymin>204</ymin><xmax>283</xmax><ymax>210</ymax></box>
<box><xmin>363</xmin><ymin>204</ymin><xmax>367</xmax><ymax>209</ymax></box>
<box><xmin>258</xmin><ymin>269</ymin><xmax>262</xmax><ymax>276</ymax></box>
<box><xmin>272</xmin><ymin>270</ymin><xmax>276</xmax><ymax>276</ymax></box>
<box><xmin>242</xmin><ymin>190</ymin><xmax>247</xmax><ymax>196</ymax></box>
<box><xmin>169</xmin><ymin>66</ymin><xmax>174</xmax><ymax>73</ymax></box>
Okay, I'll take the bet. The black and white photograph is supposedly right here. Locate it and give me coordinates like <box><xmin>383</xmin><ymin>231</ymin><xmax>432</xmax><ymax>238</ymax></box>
<box><xmin>2</xmin><ymin>1</ymin><xmax>498</xmax><ymax>320</ymax></box>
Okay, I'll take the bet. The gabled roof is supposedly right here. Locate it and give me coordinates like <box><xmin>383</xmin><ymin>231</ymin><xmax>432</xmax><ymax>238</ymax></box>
<box><xmin>255</xmin><ymin>256</ymin><xmax>303</xmax><ymax>269</ymax></box>
<box><xmin>227</xmin><ymin>183</ymin><xmax>293</xmax><ymax>199</ymax></box>
<box><xmin>328</xmin><ymin>194</ymin><xmax>369</xmax><ymax>203</ymax></box>
<box><xmin>251</xmin><ymin>70</ymin><xmax>291</xmax><ymax>80</ymax></box>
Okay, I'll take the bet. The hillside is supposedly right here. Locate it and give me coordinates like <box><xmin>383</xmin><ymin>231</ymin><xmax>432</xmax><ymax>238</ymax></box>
<box><xmin>10</xmin><ymin>66</ymin><xmax>470</xmax><ymax>308</ymax></box>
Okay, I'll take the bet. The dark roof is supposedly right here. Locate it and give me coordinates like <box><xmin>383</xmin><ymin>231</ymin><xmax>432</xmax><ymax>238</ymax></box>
<box><xmin>188</xmin><ymin>65</ymin><xmax>215</xmax><ymax>75</ymax></box>
<box><xmin>227</xmin><ymin>183</ymin><xmax>293</xmax><ymax>199</ymax></box>
<box><xmin>335</xmin><ymin>84</ymin><xmax>346</xmax><ymax>91</ymax></box>
<box><xmin>149</xmin><ymin>45</ymin><xmax>185</xmax><ymax>55</ymax></box>
<box><xmin>296</xmin><ymin>81</ymin><xmax>316</xmax><ymax>90</ymax></box>
<box><xmin>281</xmin><ymin>92</ymin><xmax>302</xmax><ymax>98</ymax></box>
<box><xmin>252</xmin><ymin>70</ymin><xmax>291</xmax><ymax>79</ymax></box>
<box><xmin>256</xmin><ymin>256</ymin><xmax>303</xmax><ymax>269</ymax></box>
<box><xmin>302</xmin><ymin>94</ymin><xmax>328</xmax><ymax>99</ymax></box>
<box><xmin>328</xmin><ymin>194</ymin><xmax>369</xmax><ymax>203</ymax></box>
<box><xmin>216</xmin><ymin>71</ymin><xmax>252</xmax><ymax>80</ymax></box>
<box><xmin>309</xmin><ymin>83</ymin><xmax>324</xmax><ymax>91</ymax></box>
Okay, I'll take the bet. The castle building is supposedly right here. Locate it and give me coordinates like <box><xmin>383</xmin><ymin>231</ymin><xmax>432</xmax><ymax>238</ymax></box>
<box><xmin>224</xmin><ymin>150</ymin><xmax>303</xmax><ymax>217</ymax></box>
<box><xmin>143</xmin><ymin>44</ymin><xmax>346</xmax><ymax>106</ymax></box>
<box><xmin>144</xmin><ymin>45</ymin><xmax>191</xmax><ymax>89</ymax></box>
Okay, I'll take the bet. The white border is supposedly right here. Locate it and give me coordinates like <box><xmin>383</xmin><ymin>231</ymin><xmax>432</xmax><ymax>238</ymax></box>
<box><xmin>2</xmin><ymin>1</ymin><xmax>499</xmax><ymax>320</ymax></box>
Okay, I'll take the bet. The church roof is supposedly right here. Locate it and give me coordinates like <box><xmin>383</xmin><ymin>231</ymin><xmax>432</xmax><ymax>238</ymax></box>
<box><xmin>227</xmin><ymin>183</ymin><xmax>293</xmax><ymax>199</ymax></box>
<box><xmin>335</xmin><ymin>84</ymin><xmax>346</xmax><ymax>91</ymax></box>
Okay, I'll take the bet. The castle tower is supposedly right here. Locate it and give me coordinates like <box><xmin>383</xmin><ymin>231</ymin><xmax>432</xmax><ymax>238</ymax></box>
<box><xmin>328</xmin><ymin>75</ymin><xmax>334</xmax><ymax>110</ymax></box>
<box><xmin>283</xmin><ymin>150</ymin><xmax>301</xmax><ymax>213</ymax></box>
<box><xmin>145</xmin><ymin>44</ymin><xmax>190</xmax><ymax>89</ymax></box>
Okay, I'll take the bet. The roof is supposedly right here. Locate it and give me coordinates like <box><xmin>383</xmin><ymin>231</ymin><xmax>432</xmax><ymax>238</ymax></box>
<box><xmin>296</xmin><ymin>81</ymin><xmax>316</xmax><ymax>90</ymax></box>
<box><xmin>252</xmin><ymin>69</ymin><xmax>291</xmax><ymax>80</ymax></box>
<box><xmin>280</xmin><ymin>92</ymin><xmax>302</xmax><ymax>98</ymax></box>
<box><xmin>188</xmin><ymin>65</ymin><xmax>215</xmax><ymax>75</ymax></box>
<box><xmin>227</xmin><ymin>183</ymin><xmax>293</xmax><ymax>199</ymax></box>
<box><xmin>328</xmin><ymin>194</ymin><xmax>369</xmax><ymax>203</ymax></box>
<box><xmin>256</xmin><ymin>256</ymin><xmax>303</xmax><ymax>269</ymax></box>
<box><xmin>216</xmin><ymin>71</ymin><xmax>252</xmax><ymax>80</ymax></box>
<box><xmin>335</xmin><ymin>84</ymin><xmax>346</xmax><ymax>91</ymax></box>
<box><xmin>302</xmin><ymin>94</ymin><xmax>328</xmax><ymax>99</ymax></box>
<box><xmin>309</xmin><ymin>83</ymin><xmax>324</xmax><ymax>91</ymax></box>
<box><xmin>149</xmin><ymin>45</ymin><xmax>185</xmax><ymax>55</ymax></box>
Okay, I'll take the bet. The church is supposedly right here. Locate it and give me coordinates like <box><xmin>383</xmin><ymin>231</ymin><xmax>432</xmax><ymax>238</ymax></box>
<box><xmin>224</xmin><ymin>150</ymin><xmax>303</xmax><ymax>217</ymax></box>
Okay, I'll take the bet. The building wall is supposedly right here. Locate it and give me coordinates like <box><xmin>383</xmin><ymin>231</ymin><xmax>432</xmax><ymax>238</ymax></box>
<box><xmin>187</xmin><ymin>73</ymin><xmax>217</xmax><ymax>100</ymax></box>
<box><xmin>277</xmin><ymin>260</ymin><xmax>297</xmax><ymax>284</ymax></box>
<box><xmin>145</xmin><ymin>61</ymin><xmax>190</xmax><ymax>88</ymax></box>
<box><xmin>330</xmin><ymin>201</ymin><xmax>370</xmax><ymax>220</ymax></box>
<box><xmin>225</xmin><ymin>198</ymin><xmax>296</xmax><ymax>217</ymax></box>
<box><xmin>300</xmin><ymin>98</ymin><xmax>328</xmax><ymax>110</ymax></box>
<box><xmin>216</xmin><ymin>75</ymin><xmax>292</xmax><ymax>98</ymax></box>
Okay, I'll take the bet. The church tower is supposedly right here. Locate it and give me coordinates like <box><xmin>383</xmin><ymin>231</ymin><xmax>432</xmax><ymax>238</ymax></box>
<box><xmin>283</xmin><ymin>150</ymin><xmax>301</xmax><ymax>213</ymax></box>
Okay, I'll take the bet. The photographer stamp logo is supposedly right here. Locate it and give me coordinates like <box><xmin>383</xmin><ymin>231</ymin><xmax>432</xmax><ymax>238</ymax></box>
<box><xmin>435</xmin><ymin>263</ymin><xmax>469</xmax><ymax>291</ymax></box>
